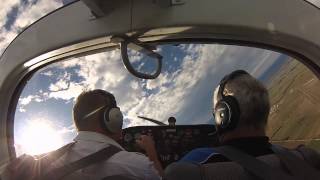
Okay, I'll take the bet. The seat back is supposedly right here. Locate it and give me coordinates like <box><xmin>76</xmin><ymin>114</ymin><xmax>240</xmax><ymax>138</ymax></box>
<box><xmin>165</xmin><ymin>155</ymin><xmax>284</xmax><ymax>180</ymax></box>
<box><xmin>202</xmin><ymin>154</ymin><xmax>288</xmax><ymax>180</ymax></box>
<box><xmin>165</xmin><ymin>162</ymin><xmax>203</xmax><ymax>180</ymax></box>
<box><xmin>165</xmin><ymin>146</ymin><xmax>320</xmax><ymax>180</ymax></box>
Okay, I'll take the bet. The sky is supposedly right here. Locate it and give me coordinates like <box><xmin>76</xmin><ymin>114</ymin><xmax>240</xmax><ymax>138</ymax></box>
<box><xmin>0</xmin><ymin>0</ymin><xmax>318</xmax><ymax>156</ymax></box>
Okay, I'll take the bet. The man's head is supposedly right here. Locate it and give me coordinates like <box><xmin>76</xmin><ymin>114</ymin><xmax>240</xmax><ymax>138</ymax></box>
<box><xmin>213</xmin><ymin>70</ymin><xmax>270</xmax><ymax>141</ymax></box>
<box><xmin>73</xmin><ymin>89</ymin><xmax>123</xmax><ymax>137</ymax></box>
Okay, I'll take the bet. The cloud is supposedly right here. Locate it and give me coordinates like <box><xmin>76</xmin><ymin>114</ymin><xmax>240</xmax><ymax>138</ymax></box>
<box><xmin>18</xmin><ymin>94</ymin><xmax>46</xmax><ymax>112</ymax></box>
<box><xmin>307</xmin><ymin>0</ymin><xmax>320</xmax><ymax>7</ymax></box>
<box><xmin>19</xmin><ymin>94</ymin><xmax>44</xmax><ymax>105</ymax></box>
<box><xmin>49</xmin><ymin>72</ymin><xmax>71</xmax><ymax>91</ymax></box>
<box><xmin>3</xmin><ymin>5</ymin><xmax>19</xmax><ymax>31</ymax></box>
<box><xmin>0</xmin><ymin>0</ymin><xmax>20</xmax><ymax>28</ymax></box>
<box><xmin>48</xmin><ymin>82</ymin><xmax>86</xmax><ymax>101</ymax></box>
<box><xmin>19</xmin><ymin>95</ymin><xmax>34</xmax><ymax>105</ymax></box>
<box><xmin>18</xmin><ymin>107</ymin><xmax>26</xmax><ymax>113</ymax></box>
<box><xmin>0</xmin><ymin>28</ymin><xmax>20</xmax><ymax>55</ymax></box>
<box><xmin>13</xmin><ymin>0</ymin><xmax>62</xmax><ymax>30</ymax></box>
<box><xmin>128</xmin><ymin>49</ymin><xmax>144</xmax><ymax>63</ymax></box>
<box><xmin>146</xmin><ymin>73</ymin><xmax>170</xmax><ymax>90</ymax></box>
<box><xmin>0</xmin><ymin>0</ymin><xmax>63</xmax><ymax>55</ymax></box>
<box><xmin>49</xmin><ymin>80</ymin><xmax>69</xmax><ymax>91</ymax></box>
<box><xmin>41</xmin><ymin>70</ymin><xmax>54</xmax><ymax>77</ymax></box>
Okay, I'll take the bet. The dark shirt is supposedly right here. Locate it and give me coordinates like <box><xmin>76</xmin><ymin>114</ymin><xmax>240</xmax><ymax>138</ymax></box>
<box><xmin>179</xmin><ymin>136</ymin><xmax>273</xmax><ymax>164</ymax></box>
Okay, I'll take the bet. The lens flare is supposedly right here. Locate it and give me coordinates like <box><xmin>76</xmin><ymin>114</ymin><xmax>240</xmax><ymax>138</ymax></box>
<box><xmin>17</xmin><ymin>119</ymin><xmax>63</xmax><ymax>155</ymax></box>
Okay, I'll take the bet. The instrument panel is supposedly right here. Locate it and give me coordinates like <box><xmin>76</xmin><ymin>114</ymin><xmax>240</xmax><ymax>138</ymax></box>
<box><xmin>121</xmin><ymin>125</ymin><xmax>218</xmax><ymax>167</ymax></box>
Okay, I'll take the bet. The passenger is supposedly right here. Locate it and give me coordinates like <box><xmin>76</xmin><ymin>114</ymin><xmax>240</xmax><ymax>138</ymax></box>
<box><xmin>179</xmin><ymin>70</ymin><xmax>320</xmax><ymax>168</ymax></box>
<box><xmin>50</xmin><ymin>89</ymin><xmax>162</xmax><ymax>179</ymax></box>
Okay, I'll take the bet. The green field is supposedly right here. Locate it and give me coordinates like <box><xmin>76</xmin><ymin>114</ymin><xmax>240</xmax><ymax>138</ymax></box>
<box><xmin>266</xmin><ymin>60</ymin><xmax>320</xmax><ymax>152</ymax></box>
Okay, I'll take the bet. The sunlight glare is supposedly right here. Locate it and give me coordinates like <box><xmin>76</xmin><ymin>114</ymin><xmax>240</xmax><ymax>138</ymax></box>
<box><xmin>18</xmin><ymin>119</ymin><xmax>63</xmax><ymax>155</ymax></box>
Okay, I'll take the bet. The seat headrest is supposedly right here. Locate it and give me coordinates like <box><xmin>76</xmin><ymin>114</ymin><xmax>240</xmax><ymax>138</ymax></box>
<box><xmin>165</xmin><ymin>162</ymin><xmax>202</xmax><ymax>180</ymax></box>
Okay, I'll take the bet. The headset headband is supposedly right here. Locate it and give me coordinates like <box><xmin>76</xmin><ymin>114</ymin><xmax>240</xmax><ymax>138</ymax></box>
<box><xmin>81</xmin><ymin>92</ymin><xmax>117</xmax><ymax>121</ymax></box>
<box><xmin>218</xmin><ymin>70</ymin><xmax>249</xmax><ymax>99</ymax></box>
<box><xmin>82</xmin><ymin>105</ymin><xmax>106</xmax><ymax>120</ymax></box>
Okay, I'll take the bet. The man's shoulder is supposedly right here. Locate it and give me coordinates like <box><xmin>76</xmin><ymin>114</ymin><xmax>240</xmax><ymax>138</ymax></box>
<box><xmin>110</xmin><ymin>150</ymin><xmax>152</xmax><ymax>165</ymax></box>
<box><xmin>117</xmin><ymin>150</ymin><xmax>148</xmax><ymax>158</ymax></box>
<box><xmin>108</xmin><ymin>151</ymin><xmax>160</xmax><ymax>179</ymax></box>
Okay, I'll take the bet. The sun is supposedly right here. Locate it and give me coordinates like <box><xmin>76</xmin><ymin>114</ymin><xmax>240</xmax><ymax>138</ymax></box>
<box><xmin>17</xmin><ymin>119</ymin><xmax>63</xmax><ymax>155</ymax></box>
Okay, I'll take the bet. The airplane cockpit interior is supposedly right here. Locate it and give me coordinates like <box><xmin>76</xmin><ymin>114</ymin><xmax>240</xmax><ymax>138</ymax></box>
<box><xmin>0</xmin><ymin>0</ymin><xmax>320</xmax><ymax>179</ymax></box>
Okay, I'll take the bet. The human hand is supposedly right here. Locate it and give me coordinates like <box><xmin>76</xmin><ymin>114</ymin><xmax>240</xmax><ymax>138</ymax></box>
<box><xmin>136</xmin><ymin>135</ymin><xmax>164</xmax><ymax>177</ymax></box>
<box><xmin>136</xmin><ymin>135</ymin><xmax>156</xmax><ymax>155</ymax></box>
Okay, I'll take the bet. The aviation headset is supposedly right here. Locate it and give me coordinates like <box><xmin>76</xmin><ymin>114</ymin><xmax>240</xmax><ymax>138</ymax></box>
<box><xmin>82</xmin><ymin>92</ymin><xmax>123</xmax><ymax>134</ymax></box>
<box><xmin>214</xmin><ymin>70</ymin><xmax>249</xmax><ymax>133</ymax></box>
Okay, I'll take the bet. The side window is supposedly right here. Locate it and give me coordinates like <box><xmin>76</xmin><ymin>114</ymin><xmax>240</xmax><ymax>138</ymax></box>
<box><xmin>267</xmin><ymin>60</ymin><xmax>320</xmax><ymax>150</ymax></box>
<box><xmin>14</xmin><ymin>43</ymin><xmax>320</xmax><ymax>156</ymax></box>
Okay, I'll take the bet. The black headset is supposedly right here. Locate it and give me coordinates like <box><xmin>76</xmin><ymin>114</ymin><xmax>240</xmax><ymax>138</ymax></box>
<box><xmin>213</xmin><ymin>70</ymin><xmax>249</xmax><ymax>133</ymax></box>
<box><xmin>82</xmin><ymin>92</ymin><xmax>123</xmax><ymax>134</ymax></box>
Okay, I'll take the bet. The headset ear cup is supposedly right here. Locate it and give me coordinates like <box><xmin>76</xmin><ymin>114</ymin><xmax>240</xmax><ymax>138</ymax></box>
<box><xmin>214</xmin><ymin>96</ymin><xmax>240</xmax><ymax>132</ymax></box>
<box><xmin>222</xmin><ymin>96</ymin><xmax>240</xmax><ymax>130</ymax></box>
<box><xmin>104</xmin><ymin>108</ymin><xmax>123</xmax><ymax>133</ymax></box>
<box><xmin>214</xmin><ymin>100</ymin><xmax>231</xmax><ymax>129</ymax></box>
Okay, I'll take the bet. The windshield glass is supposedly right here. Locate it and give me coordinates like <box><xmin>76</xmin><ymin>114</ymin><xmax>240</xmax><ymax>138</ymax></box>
<box><xmin>14</xmin><ymin>43</ymin><xmax>320</xmax><ymax>155</ymax></box>
<box><xmin>0</xmin><ymin>0</ymin><xmax>74</xmax><ymax>55</ymax></box>
<box><xmin>306</xmin><ymin>0</ymin><xmax>320</xmax><ymax>7</ymax></box>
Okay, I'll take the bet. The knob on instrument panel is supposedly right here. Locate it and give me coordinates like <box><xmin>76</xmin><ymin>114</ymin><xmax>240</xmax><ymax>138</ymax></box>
<box><xmin>134</xmin><ymin>133</ymin><xmax>141</xmax><ymax>140</ymax></box>
<box><xmin>124</xmin><ymin>133</ymin><xmax>133</xmax><ymax>142</ymax></box>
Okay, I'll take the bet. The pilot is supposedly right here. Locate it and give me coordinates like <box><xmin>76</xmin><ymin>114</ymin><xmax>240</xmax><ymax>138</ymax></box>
<box><xmin>51</xmin><ymin>89</ymin><xmax>162</xmax><ymax>179</ymax></box>
<box><xmin>179</xmin><ymin>70</ymin><xmax>320</xmax><ymax>168</ymax></box>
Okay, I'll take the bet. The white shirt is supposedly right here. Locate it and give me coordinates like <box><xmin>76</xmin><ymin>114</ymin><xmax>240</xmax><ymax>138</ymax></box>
<box><xmin>51</xmin><ymin>131</ymin><xmax>160</xmax><ymax>180</ymax></box>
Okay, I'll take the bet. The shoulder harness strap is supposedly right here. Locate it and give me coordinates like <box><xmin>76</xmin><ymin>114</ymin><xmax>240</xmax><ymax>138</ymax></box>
<box><xmin>42</xmin><ymin>144</ymin><xmax>122</xmax><ymax>180</ymax></box>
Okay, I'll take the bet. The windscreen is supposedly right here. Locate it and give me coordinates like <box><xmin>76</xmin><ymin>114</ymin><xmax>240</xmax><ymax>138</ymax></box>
<box><xmin>14</xmin><ymin>44</ymin><xmax>320</xmax><ymax>156</ymax></box>
<box><xmin>0</xmin><ymin>0</ymin><xmax>74</xmax><ymax>55</ymax></box>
